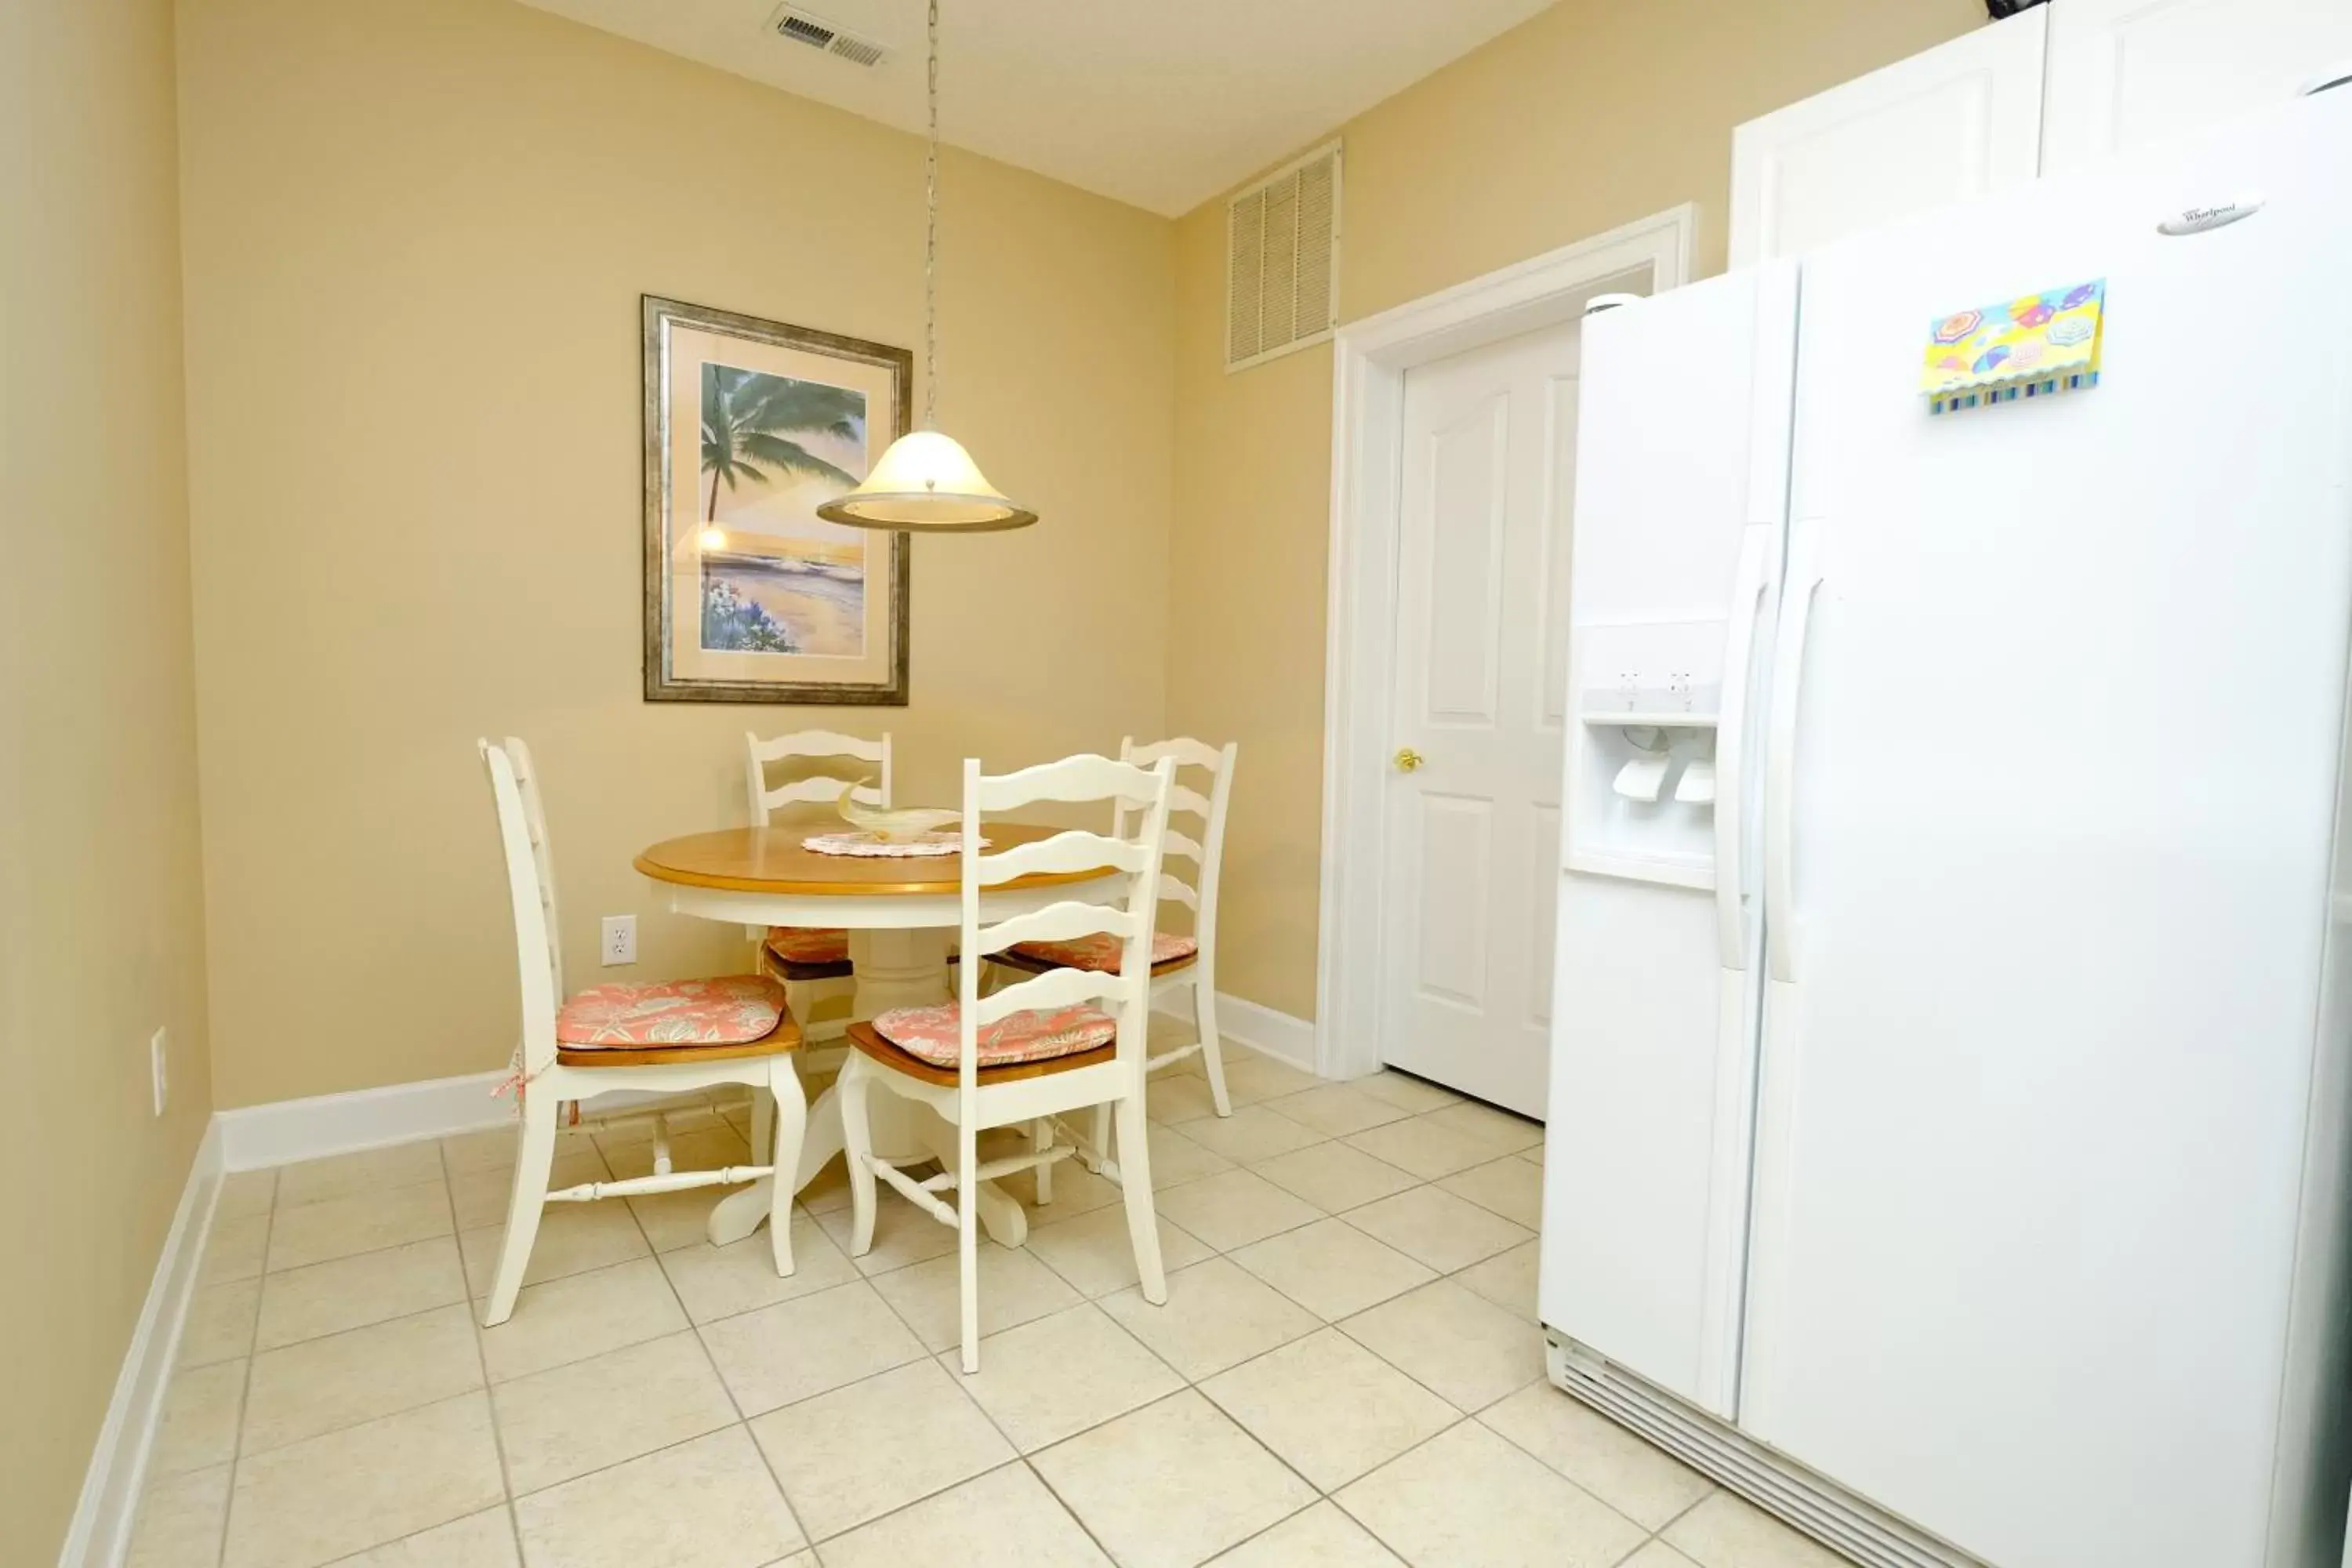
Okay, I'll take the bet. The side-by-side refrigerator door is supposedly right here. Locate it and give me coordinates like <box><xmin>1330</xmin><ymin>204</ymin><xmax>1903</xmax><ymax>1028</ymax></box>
<box><xmin>1739</xmin><ymin>93</ymin><xmax>2352</xmax><ymax>1568</ymax></box>
<box><xmin>1540</xmin><ymin>263</ymin><xmax>1799</xmax><ymax>1419</ymax></box>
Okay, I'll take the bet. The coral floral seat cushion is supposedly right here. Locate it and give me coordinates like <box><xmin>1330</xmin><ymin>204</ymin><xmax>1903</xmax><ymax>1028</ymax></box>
<box><xmin>1006</xmin><ymin>931</ymin><xmax>1196</xmax><ymax>973</ymax></box>
<box><xmin>764</xmin><ymin>925</ymin><xmax>851</xmax><ymax>965</ymax></box>
<box><xmin>870</xmin><ymin>1001</ymin><xmax>1116</xmax><ymax>1070</ymax></box>
<box><xmin>557</xmin><ymin>975</ymin><xmax>787</xmax><ymax>1048</ymax></box>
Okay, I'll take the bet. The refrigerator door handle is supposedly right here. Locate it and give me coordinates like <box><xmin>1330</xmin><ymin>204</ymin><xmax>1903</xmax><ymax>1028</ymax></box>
<box><xmin>1713</xmin><ymin>525</ymin><xmax>1776</xmax><ymax>971</ymax></box>
<box><xmin>1764</xmin><ymin>523</ymin><xmax>1825</xmax><ymax>984</ymax></box>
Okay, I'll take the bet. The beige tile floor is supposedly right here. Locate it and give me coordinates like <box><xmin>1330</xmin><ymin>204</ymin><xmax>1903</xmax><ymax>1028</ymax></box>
<box><xmin>129</xmin><ymin>1036</ymin><xmax>1849</xmax><ymax>1568</ymax></box>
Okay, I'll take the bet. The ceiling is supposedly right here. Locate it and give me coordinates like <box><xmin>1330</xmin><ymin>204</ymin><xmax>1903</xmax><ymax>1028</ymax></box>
<box><xmin>516</xmin><ymin>0</ymin><xmax>1558</xmax><ymax>216</ymax></box>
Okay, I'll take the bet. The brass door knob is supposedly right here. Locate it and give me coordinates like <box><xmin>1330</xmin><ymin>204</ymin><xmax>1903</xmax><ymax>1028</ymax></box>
<box><xmin>1393</xmin><ymin>747</ymin><xmax>1425</xmax><ymax>773</ymax></box>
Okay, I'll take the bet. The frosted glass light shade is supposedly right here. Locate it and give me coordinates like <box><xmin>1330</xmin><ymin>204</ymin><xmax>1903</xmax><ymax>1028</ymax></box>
<box><xmin>815</xmin><ymin>430</ymin><xmax>1036</xmax><ymax>532</ymax></box>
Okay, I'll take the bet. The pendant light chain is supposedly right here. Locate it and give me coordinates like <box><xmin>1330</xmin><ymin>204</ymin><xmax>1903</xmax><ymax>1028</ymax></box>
<box><xmin>811</xmin><ymin>0</ymin><xmax>1033</xmax><ymax>532</ymax></box>
<box><xmin>922</xmin><ymin>0</ymin><xmax>940</xmax><ymax>432</ymax></box>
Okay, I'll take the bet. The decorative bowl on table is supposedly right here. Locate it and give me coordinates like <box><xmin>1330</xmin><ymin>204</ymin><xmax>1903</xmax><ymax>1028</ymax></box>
<box><xmin>837</xmin><ymin>779</ymin><xmax>961</xmax><ymax>844</ymax></box>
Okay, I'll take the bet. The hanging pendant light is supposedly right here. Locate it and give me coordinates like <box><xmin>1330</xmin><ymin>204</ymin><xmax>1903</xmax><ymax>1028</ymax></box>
<box><xmin>818</xmin><ymin>0</ymin><xmax>1035</xmax><ymax>533</ymax></box>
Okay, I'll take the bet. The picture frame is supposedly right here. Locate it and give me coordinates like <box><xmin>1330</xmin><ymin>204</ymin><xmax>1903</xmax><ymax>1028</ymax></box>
<box><xmin>641</xmin><ymin>295</ymin><xmax>912</xmax><ymax>705</ymax></box>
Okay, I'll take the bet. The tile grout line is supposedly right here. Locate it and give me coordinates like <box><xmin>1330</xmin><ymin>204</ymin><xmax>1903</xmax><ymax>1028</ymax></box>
<box><xmin>866</xmin><ymin>1176</ymin><xmax>1102</xmax><ymax>1461</ymax></box>
<box><xmin>1468</xmin><ymin>1387</ymin><xmax>1669</xmax><ymax>1550</ymax></box>
<box><xmin>271</xmin><ymin>1137</ymin><xmax>528</xmax><ymax>1566</ymax></box>
<box><xmin>230</xmin><ymin>1299</ymin><xmax>500</xmax><ymax>1465</ymax></box>
<box><xmin>194</xmin><ymin>1065</ymin><xmax>1563</xmax><ymax>1566</ymax></box>
<box><xmin>212</xmin><ymin>1185</ymin><xmax>274</xmax><ymax>1568</ymax></box>
<box><xmin>1192</xmin><ymin>1494</ymin><xmax>1356</xmax><ymax>1566</ymax></box>
<box><xmin>1316</xmin><ymin>1411</ymin><xmax>1479</xmax><ymax>1554</ymax></box>
<box><xmin>662</xmin><ymin>1175</ymin><xmax>823</xmax><ymax>1559</ymax></box>
<box><xmin>1324</xmin><ymin>1302</ymin><xmax>1544</xmax><ymax>1420</ymax></box>
<box><xmin>1127</xmin><ymin>1338</ymin><xmax>1334</xmax><ymax>1494</ymax></box>
<box><xmin>440</xmin><ymin>1131</ymin><xmax>532</xmax><ymax>1568</ymax></box>
<box><xmin>1135</xmin><ymin>1149</ymin><xmax>1553</xmax><ymax>1473</ymax></box>
<box><xmin>1641</xmin><ymin>1486</ymin><xmax>1722</xmax><ymax>1560</ymax></box>
<box><xmin>720</xmin><ymin>1171</ymin><xmax>1035</xmax><ymax>1555</ymax></box>
<box><xmin>756</xmin><ymin>1130</ymin><xmax>1231</xmax><ymax>1555</ymax></box>
<box><xmin>456</xmin><ymin>1096</ymin><xmax>797</xmax><ymax>1557</ymax></box>
<box><xmin>498</xmin><ymin>1424</ymin><xmax>797</xmax><ymax>1541</ymax></box>
<box><xmin>271</xmin><ymin>1156</ymin><xmax>446</xmax><ymax>1196</ymax></box>
<box><xmin>921</xmin><ymin>1142</ymin><xmax>1348</xmax><ymax>1558</ymax></box>
<box><xmin>265</xmin><ymin>1109</ymin><xmax>1515</xmax><ymax>1333</ymax></box>
<box><xmin>1020</xmin><ymin>1381</ymin><xmax>1324</xmax><ymax>1566</ymax></box>
<box><xmin>298</xmin><ymin>1226</ymin><xmax>1513</xmax><ymax>1557</ymax></box>
<box><xmin>660</xmin><ymin>1079</ymin><xmax>1037</xmax><ymax>1555</ymax></box>
<box><xmin>1016</xmin><ymin>1450</ymin><xmax>1126</xmax><ymax>1566</ymax></box>
<box><xmin>972</xmin><ymin>1107</ymin><xmax>1541</xmax><ymax>1465</ymax></box>
<box><xmin>246</xmin><ymin>1175</ymin><xmax>460</xmax><ymax>1285</ymax></box>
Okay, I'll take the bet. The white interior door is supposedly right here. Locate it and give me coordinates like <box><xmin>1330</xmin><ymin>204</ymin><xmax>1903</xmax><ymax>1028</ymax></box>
<box><xmin>1728</xmin><ymin>7</ymin><xmax>2047</xmax><ymax>267</ymax></box>
<box><xmin>1378</xmin><ymin>317</ymin><xmax>1582</xmax><ymax>1117</ymax></box>
<box><xmin>2041</xmin><ymin>0</ymin><xmax>2352</xmax><ymax>175</ymax></box>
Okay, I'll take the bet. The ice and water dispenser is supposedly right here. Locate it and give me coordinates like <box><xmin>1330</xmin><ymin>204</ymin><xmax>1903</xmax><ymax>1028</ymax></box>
<box><xmin>1566</xmin><ymin>617</ymin><xmax>1725</xmax><ymax>889</ymax></box>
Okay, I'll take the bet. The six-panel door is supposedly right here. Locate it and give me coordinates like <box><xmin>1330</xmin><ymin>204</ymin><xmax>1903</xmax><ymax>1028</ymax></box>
<box><xmin>1379</xmin><ymin>316</ymin><xmax>1584</xmax><ymax>1118</ymax></box>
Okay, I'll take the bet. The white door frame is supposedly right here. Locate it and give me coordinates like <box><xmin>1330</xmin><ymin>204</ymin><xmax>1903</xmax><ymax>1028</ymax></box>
<box><xmin>1316</xmin><ymin>203</ymin><xmax>1695</xmax><ymax>1083</ymax></box>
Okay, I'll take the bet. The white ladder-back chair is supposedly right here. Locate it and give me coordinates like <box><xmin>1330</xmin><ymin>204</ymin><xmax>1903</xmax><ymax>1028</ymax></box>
<box><xmin>839</xmin><ymin>753</ymin><xmax>1177</xmax><ymax>1372</ymax></box>
<box><xmin>505</xmin><ymin>739</ymin><xmax>568</xmax><ymax>1001</ymax></box>
<box><xmin>510</xmin><ymin>740</ymin><xmax>716</xmax><ymax>1160</ymax></box>
<box><xmin>992</xmin><ymin>737</ymin><xmax>1238</xmax><ymax>1117</ymax></box>
<box><xmin>746</xmin><ymin>729</ymin><xmax>892</xmax><ymax>1043</ymax></box>
<box><xmin>480</xmin><ymin>739</ymin><xmax>805</xmax><ymax>1327</ymax></box>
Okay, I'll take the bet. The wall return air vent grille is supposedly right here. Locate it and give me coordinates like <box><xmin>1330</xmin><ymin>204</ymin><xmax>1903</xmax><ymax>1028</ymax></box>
<box><xmin>1227</xmin><ymin>142</ymin><xmax>1341</xmax><ymax>372</ymax></box>
<box><xmin>769</xmin><ymin>5</ymin><xmax>890</xmax><ymax>68</ymax></box>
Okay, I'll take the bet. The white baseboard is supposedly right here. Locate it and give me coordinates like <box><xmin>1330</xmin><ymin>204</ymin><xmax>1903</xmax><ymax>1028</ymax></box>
<box><xmin>60</xmin><ymin>1117</ymin><xmax>223</xmax><ymax>1568</ymax></box>
<box><xmin>205</xmin><ymin>996</ymin><xmax>1319</xmax><ymax>1180</ymax></box>
<box><xmin>211</xmin><ymin>1070</ymin><xmax>746</xmax><ymax>1172</ymax></box>
<box><xmin>1156</xmin><ymin>990</ymin><xmax>1319</xmax><ymax>1076</ymax></box>
<box><xmin>1212</xmin><ymin>992</ymin><xmax>1319</xmax><ymax>1073</ymax></box>
<box><xmin>66</xmin><ymin>999</ymin><xmax>1324</xmax><ymax>1564</ymax></box>
<box><xmin>216</xmin><ymin>1069</ymin><xmax>517</xmax><ymax>1171</ymax></box>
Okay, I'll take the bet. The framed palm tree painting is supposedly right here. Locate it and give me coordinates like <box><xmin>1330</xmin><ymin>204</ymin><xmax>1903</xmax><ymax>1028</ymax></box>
<box><xmin>642</xmin><ymin>296</ymin><xmax>912</xmax><ymax>703</ymax></box>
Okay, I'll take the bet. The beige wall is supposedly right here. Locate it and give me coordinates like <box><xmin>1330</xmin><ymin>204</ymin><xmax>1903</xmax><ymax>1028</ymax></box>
<box><xmin>0</xmin><ymin>0</ymin><xmax>218</xmax><ymax>1558</ymax></box>
<box><xmin>172</xmin><ymin>0</ymin><xmax>1991</xmax><ymax>1095</ymax></box>
<box><xmin>1167</xmin><ymin>0</ymin><xmax>1985</xmax><ymax>1018</ymax></box>
<box><xmin>177</xmin><ymin>0</ymin><xmax>1176</xmax><ymax>1107</ymax></box>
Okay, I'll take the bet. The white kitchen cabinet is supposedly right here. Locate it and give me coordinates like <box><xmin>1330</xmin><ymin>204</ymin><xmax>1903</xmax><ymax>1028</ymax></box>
<box><xmin>2040</xmin><ymin>0</ymin><xmax>2352</xmax><ymax>174</ymax></box>
<box><xmin>1729</xmin><ymin>0</ymin><xmax>2352</xmax><ymax>267</ymax></box>
<box><xmin>1727</xmin><ymin>9</ymin><xmax>2047</xmax><ymax>268</ymax></box>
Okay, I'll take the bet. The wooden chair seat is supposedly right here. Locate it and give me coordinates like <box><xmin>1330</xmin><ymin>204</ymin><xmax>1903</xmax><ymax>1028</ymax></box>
<box><xmin>763</xmin><ymin>926</ymin><xmax>854</xmax><ymax>982</ymax></box>
<box><xmin>988</xmin><ymin>942</ymin><xmax>1197</xmax><ymax>979</ymax></box>
<box><xmin>768</xmin><ymin>953</ymin><xmax>856</xmax><ymax>982</ymax></box>
<box><xmin>557</xmin><ymin>1014</ymin><xmax>801</xmax><ymax>1068</ymax></box>
<box><xmin>844</xmin><ymin>1018</ymin><xmax>1114</xmax><ymax>1087</ymax></box>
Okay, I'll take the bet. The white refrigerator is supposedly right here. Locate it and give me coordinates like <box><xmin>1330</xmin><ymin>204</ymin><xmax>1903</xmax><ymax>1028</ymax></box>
<box><xmin>1541</xmin><ymin>89</ymin><xmax>2352</xmax><ymax>1568</ymax></box>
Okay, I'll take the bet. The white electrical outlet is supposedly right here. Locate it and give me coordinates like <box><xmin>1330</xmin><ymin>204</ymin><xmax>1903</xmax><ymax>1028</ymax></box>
<box><xmin>601</xmin><ymin>914</ymin><xmax>637</xmax><ymax>966</ymax></box>
<box><xmin>150</xmin><ymin>1027</ymin><xmax>169</xmax><ymax>1117</ymax></box>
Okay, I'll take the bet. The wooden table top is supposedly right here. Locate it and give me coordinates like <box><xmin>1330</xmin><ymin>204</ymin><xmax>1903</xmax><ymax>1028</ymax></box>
<box><xmin>633</xmin><ymin>821</ymin><xmax>1112</xmax><ymax>897</ymax></box>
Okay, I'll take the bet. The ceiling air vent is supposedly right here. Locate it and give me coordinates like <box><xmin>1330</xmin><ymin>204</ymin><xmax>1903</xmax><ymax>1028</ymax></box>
<box><xmin>769</xmin><ymin>5</ymin><xmax>891</xmax><ymax>68</ymax></box>
<box><xmin>1226</xmin><ymin>141</ymin><xmax>1341</xmax><ymax>372</ymax></box>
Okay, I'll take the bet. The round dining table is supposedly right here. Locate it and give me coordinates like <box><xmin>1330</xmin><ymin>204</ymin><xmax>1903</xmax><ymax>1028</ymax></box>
<box><xmin>632</xmin><ymin>822</ymin><xmax>1122</xmax><ymax>1250</ymax></box>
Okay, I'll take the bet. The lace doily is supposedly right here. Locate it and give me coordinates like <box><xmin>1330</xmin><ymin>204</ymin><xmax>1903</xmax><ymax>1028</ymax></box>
<box><xmin>801</xmin><ymin>830</ymin><xmax>985</xmax><ymax>858</ymax></box>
